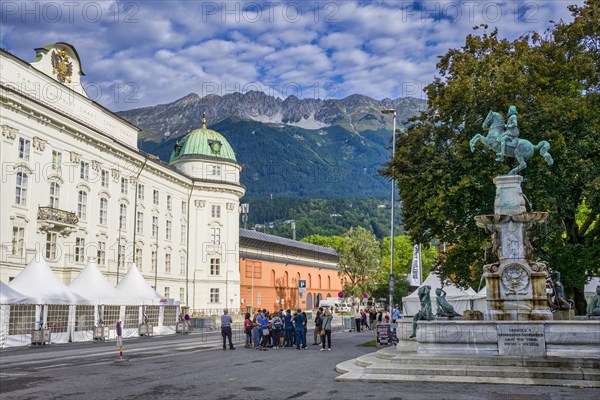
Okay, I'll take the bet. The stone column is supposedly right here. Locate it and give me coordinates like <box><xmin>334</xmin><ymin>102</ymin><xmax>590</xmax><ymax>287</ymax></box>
<box><xmin>475</xmin><ymin>175</ymin><xmax>552</xmax><ymax>321</ymax></box>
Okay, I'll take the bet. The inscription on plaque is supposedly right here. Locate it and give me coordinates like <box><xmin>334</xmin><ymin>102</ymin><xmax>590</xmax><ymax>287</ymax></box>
<box><xmin>497</xmin><ymin>324</ymin><xmax>545</xmax><ymax>356</ymax></box>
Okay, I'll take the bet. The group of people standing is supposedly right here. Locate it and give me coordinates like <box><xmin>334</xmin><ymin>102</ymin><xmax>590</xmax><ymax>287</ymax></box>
<box><xmin>353</xmin><ymin>305</ymin><xmax>403</xmax><ymax>332</ymax></box>
<box><xmin>243</xmin><ymin>307</ymin><xmax>333</xmax><ymax>351</ymax></box>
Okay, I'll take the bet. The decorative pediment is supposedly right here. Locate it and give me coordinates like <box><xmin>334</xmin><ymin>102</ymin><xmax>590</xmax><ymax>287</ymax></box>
<box><xmin>32</xmin><ymin>136</ymin><xmax>47</xmax><ymax>152</ymax></box>
<box><xmin>195</xmin><ymin>200</ymin><xmax>206</xmax><ymax>208</ymax></box>
<box><xmin>1</xmin><ymin>125</ymin><xmax>18</xmax><ymax>141</ymax></box>
<box><xmin>91</xmin><ymin>160</ymin><xmax>102</xmax><ymax>172</ymax></box>
<box><xmin>70</xmin><ymin>151</ymin><xmax>81</xmax><ymax>163</ymax></box>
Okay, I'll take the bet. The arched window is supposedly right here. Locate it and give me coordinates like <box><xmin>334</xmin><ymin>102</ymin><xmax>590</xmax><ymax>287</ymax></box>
<box><xmin>15</xmin><ymin>172</ymin><xmax>28</xmax><ymax>205</ymax></box>
<box><xmin>99</xmin><ymin>198</ymin><xmax>108</xmax><ymax>225</ymax></box>
<box><xmin>271</xmin><ymin>270</ymin><xmax>275</xmax><ymax>286</ymax></box>
<box><xmin>308</xmin><ymin>273</ymin><xmax>312</xmax><ymax>288</ymax></box>
<box><xmin>285</xmin><ymin>271</ymin><xmax>289</xmax><ymax>287</ymax></box>
<box><xmin>119</xmin><ymin>203</ymin><xmax>127</xmax><ymax>230</ymax></box>
<box><xmin>318</xmin><ymin>275</ymin><xmax>322</xmax><ymax>289</ymax></box>
<box><xmin>328</xmin><ymin>276</ymin><xmax>331</xmax><ymax>289</ymax></box>
<box><xmin>306</xmin><ymin>293</ymin><xmax>313</xmax><ymax>309</ymax></box>
<box><xmin>49</xmin><ymin>182</ymin><xmax>60</xmax><ymax>208</ymax></box>
<box><xmin>77</xmin><ymin>190</ymin><xmax>87</xmax><ymax>219</ymax></box>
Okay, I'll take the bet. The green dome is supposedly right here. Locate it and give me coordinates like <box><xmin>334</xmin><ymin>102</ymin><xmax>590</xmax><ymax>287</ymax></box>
<box><xmin>169</xmin><ymin>119</ymin><xmax>236</xmax><ymax>164</ymax></box>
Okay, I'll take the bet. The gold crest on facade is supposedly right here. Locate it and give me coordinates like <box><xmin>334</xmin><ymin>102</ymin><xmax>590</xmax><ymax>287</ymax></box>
<box><xmin>51</xmin><ymin>49</ymin><xmax>73</xmax><ymax>83</ymax></box>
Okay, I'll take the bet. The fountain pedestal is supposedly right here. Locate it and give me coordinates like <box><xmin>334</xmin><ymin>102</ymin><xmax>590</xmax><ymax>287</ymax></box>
<box><xmin>475</xmin><ymin>175</ymin><xmax>552</xmax><ymax>321</ymax></box>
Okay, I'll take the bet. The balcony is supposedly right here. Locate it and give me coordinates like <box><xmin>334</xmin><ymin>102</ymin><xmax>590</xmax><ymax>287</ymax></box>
<box><xmin>37</xmin><ymin>206</ymin><xmax>79</xmax><ymax>236</ymax></box>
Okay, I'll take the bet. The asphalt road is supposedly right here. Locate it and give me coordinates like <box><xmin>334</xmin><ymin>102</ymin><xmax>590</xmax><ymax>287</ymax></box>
<box><xmin>1</xmin><ymin>328</ymin><xmax>598</xmax><ymax>400</ymax></box>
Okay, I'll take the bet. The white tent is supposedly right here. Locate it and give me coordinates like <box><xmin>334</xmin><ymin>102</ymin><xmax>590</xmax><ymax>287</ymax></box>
<box><xmin>69</xmin><ymin>261</ymin><xmax>130</xmax><ymax>304</ymax></box>
<box><xmin>473</xmin><ymin>286</ymin><xmax>488</xmax><ymax>312</ymax></box>
<box><xmin>115</xmin><ymin>264</ymin><xmax>164</xmax><ymax>304</ymax></box>
<box><xmin>9</xmin><ymin>254</ymin><xmax>90</xmax><ymax>304</ymax></box>
<box><xmin>585</xmin><ymin>277</ymin><xmax>600</xmax><ymax>303</ymax></box>
<box><xmin>0</xmin><ymin>281</ymin><xmax>34</xmax><ymax>304</ymax></box>
<box><xmin>402</xmin><ymin>272</ymin><xmax>484</xmax><ymax>316</ymax></box>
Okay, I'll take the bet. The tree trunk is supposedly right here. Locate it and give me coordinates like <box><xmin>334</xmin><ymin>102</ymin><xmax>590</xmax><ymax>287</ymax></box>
<box><xmin>572</xmin><ymin>285</ymin><xmax>587</xmax><ymax>315</ymax></box>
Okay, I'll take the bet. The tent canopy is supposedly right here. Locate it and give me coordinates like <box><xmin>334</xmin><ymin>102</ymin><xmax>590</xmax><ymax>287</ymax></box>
<box><xmin>9</xmin><ymin>254</ymin><xmax>90</xmax><ymax>304</ymax></box>
<box><xmin>115</xmin><ymin>264</ymin><xmax>165</xmax><ymax>304</ymax></box>
<box><xmin>402</xmin><ymin>272</ymin><xmax>483</xmax><ymax>316</ymax></box>
<box><xmin>0</xmin><ymin>281</ymin><xmax>35</xmax><ymax>304</ymax></box>
<box><xmin>69</xmin><ymin>261</ymin><xmax>131</xmax><ymax>304</ymax></box>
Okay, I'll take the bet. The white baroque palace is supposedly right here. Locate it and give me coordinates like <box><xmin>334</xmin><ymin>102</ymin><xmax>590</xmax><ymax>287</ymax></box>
<box><xmin>0</xmin><ymin>43</ymin><xmax>244</xmax><ymax>310</ymax></box>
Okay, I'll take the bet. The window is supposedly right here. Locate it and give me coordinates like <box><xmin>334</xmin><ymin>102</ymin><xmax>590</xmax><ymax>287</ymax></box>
<box><xmin>135</xmin><ymin>247</ymin><xmax>143</xmax><ymax>269</ymax></box>
<box><xmin>118</xmin><ymin>243</ymin><xmax>125</xmax><ymax>267</ymax></box>
<box><xmin>164</xmin><ymin>287</ymin><xmax>170</xmax><ymax>298</ymax></box>
<box><xmin>153</xmin><ymin>189</ymin><xmax>159</xmax><ymax>205</ymax></box>
<box><xmin>257</xmin><ymin>291</ymin><xmax>262</xmax><ymax>306</ymax></box>
<box><xmin>75</xmin><ymin>238</ymin><xmax>85</xmax><ymax>262</ymax></box>
<box><xmin>136</xmin><ymin>211</ymin><xmax>143</xmax><ymax>234</ymax></box>
<box><xmin>99</xmin><ymin>198</ymin><xmax>108</xmax><ymax>225</ymax></box>
<box><xmin>180</xmin><ymin>255</ymin><xmax>185</xmax><ymax>275</ymax></box>
<box><xmin>210</xmin><ymin>258</ymin><xmax>220</xmax><ymax>276</ymax></box>
<box><xmin>119</xmin><ymin>204</ymin><xmax>127</xmax><ymax>230</ymax></box>
<box><xmin>49</xmin><ymin>182</ymin><xmax>60</xmax><ymax>208</ymax></box>
<box><xmin>77</xmin><ymin>191</ymin><xmax>87</xmax><ymax>219</ymax></box>
<box><xmin>18</xmin><ymin>137</ymin><xmax>30</xmax><ymax>160</ymax></box>
<box><xmin>101</xmin><ymin>170</ymin><xmax>109</xmax><ymax>188</ymax></box>
<box><xmin>12</xmin><ymin>226</ymin><xmax>24</xmax><ymax>256</ymax></box>
<box><xmin>120</xmin><ymin>177</ymin><xmax>128</xmax><ymax>195</ymax></box>
<box><xmin>210</xmin><ymin>288</ymin><xmax>219</xmax><ymax>303</ymax></box>
<box><xmin>210</xmin><ymin>227</ymin><xmax>220</xmax><ymax>244</ymax></box>
<box><xmin>179</xmin><ymin>288</ymin><xmax>185</xmax><ymax>302</ymax></box>
<box><xmin>167</xmin><ymin>195</ymin><xmax>172</xmax><ymax>210</ymax></box>
<box><xmin>181</xmin><ymin>201</ymin><xmax>187</xmax><ymax>215</ymax></box>
<box><xmin>80</xmin><ymin>161</ymin><xmax>89</xmax><ymax>180</ymax></box>
<box><xmin>152</xmin><ymin>216</ymin><xmax>158</xmax><ymax>238</ymax></box>
<box><xmin>45</xmin><ymin>232</ymin><xmax>57</xmax><ymax>260</ymax></box>
<box><xmin>165</xmin><ymin>220</ymin><xmax>172</xmax><ymax>240</ymax></box>
<box><xmin>165</xmin><ymin>253</ymin><xmax>171</xmax><ymax>273</ymax></box>
<box><xmin>212</xmin><ymin>165</ymin><xmax>221</xmax><ymax>175</ymax></box>
<box><xmin>15</xmin><ymin>172</ymin><xmax>28</xmax><ymax>205</ymax></box>
<box><xmin>180</xmin><ymin>224</ymin><xmax>186</xmax><ymax>244</ymax></box>
<box><xmin>211</xmin><ymin>205</ymin><xmax>221</xmax><ymax>218</ymax></box>
<box><xmin>97</xmin><ymin>241</ymin><xmax>106</xmax><ymax>265</ymax></box>
<box><xmin>138</xmin><ymin>183</ymin><xmax>144</xmax><ymax>201</ymax></box>
<box><xmin>52</xmin><ymin>150</ymin><xmax>62</xmax><ymax>171</ymax></box>
<box><xmin>151</xmin><ymin>251</ymin><xmax>157</xmax><ymax>273</ymax></box>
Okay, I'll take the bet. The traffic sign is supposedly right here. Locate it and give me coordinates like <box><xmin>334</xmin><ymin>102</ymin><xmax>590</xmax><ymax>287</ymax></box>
<box><xmin>298</xmin><ymin>280</ymin><xmax>306</xmax><ymax>293</ymax></box>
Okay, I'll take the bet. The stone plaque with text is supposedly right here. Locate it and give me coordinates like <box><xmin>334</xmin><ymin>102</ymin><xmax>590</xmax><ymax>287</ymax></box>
<box><xmin>497</xmin><ymin>324</ymin><xmax>545</xmax><ymax>356</ymax></box>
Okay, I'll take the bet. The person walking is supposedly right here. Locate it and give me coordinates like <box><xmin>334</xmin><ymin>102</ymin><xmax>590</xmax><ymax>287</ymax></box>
<box><xmin>184</xmin><ymin>312</ymin><xmax>190</xmax><ymax>333</ymax></box>
<box><xmin>313</xmin><ymin>308</ymin><xmax>323</xmax><ymax>345</ymax></box>
<box><xmin>301</xmin><ymin>311</ymin><xmax>308</xmax><ymax>348</ymax></box>
<box><xmin>252</xmin><ymin>311</ymin><xmax>260</xmax><ymax>348</ymax></box>
<box><xmin>293</xmin><ymin>309</ymin><xmax>306</xmax><ymax>350</ymax></box>
<box><xmin>392</xmin><ymin>305</ymin><xmax>402</xmax><ymax>323</ymax></box>
<box><xmin>369</xmin><ymin>308</ymin><xmax>376</xmax><ymax>330</ymax></box>
<box><xmin>221</xmin><ymin>309</ymin><xmax>235</xmax><ymax>350</ymax></box>
<box><xmin>320</xmin><ymin>310</ymin><xmax>333</xmax><ymax>351</ymax></box>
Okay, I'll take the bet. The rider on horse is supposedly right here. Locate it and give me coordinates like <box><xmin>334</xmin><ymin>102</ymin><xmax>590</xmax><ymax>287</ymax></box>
<box><xmin>496</xmin><ymin>105</ymin><xmax>519</xmax><ymax>161</ymax></box>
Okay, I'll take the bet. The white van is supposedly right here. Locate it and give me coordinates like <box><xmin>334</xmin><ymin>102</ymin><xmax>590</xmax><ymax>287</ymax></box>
<box><xmin>318</xmin><ymin>299</ymin><xmax>340</xmax><ymax>311</ymax></box>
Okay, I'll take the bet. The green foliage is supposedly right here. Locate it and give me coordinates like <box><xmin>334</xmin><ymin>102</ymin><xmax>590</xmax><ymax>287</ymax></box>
<box><xmin>245</xmin><ymin>197</ymin><xmax>403</xmax><ymax>240</ymax></box>
<box><xmin>336</xmin><ymin>227</ymin><xmax>381</xmax><ymax>298</ymax></box>
<box><xmin>382</xmin><ymin>1</ymin><xmax>600</xmax><ymax>313</ymax></box>
<box><xmin>378</xmin><ymin>237</ymin><xmax>438</xmax><ymax>280</ymax></box>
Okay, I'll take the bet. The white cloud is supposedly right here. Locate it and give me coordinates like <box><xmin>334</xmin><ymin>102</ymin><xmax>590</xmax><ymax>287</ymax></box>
<box><xmin>0</xmin><ymin>0</ymin><xmax>585</xmax><ymax>110</ymax></box>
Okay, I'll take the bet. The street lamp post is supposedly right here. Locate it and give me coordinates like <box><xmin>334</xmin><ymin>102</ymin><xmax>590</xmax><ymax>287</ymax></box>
<box><xmin>382</xmin><ymin>109</ymin><xmax>397</xmax><ymax>318</ymax></box>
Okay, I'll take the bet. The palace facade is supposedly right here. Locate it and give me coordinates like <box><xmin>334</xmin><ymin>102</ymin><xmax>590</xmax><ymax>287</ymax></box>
<box><xmin>0</xmin><ymin>43</ymin><xmax>243</xmax><ymax>310</ymax></box>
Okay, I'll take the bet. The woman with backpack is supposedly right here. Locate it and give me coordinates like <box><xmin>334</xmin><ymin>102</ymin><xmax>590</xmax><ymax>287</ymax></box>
<box><xmin>270</xmin><ymin>312</ymin><xmax>283</xmax><ymax>349</ymax></box>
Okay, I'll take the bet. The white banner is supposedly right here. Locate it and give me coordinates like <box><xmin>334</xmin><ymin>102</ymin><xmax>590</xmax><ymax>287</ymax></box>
<box><xmin>408</xmin><ymin>244</ymin><xmax>421</xmax><ymax>286</ymax></box>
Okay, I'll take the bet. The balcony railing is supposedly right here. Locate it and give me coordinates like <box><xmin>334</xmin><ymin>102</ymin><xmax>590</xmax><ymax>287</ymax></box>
<box><xmin>37</xmin><ymin>206</ymin><xmax>79</xmax><ymax>226</ymax></box>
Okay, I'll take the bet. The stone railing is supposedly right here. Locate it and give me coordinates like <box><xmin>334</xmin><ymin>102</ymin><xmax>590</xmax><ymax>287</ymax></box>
<box><xmin>37</xmin><ymin>206</ymin><xmax>79</xmax><ymax>225</ymax></box>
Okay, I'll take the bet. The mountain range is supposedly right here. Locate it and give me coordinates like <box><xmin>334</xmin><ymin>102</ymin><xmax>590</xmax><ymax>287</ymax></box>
<box><xmin>117</xmin><ymin>91</ymin><xmax>426</xmax><ymax>199</ymax></box>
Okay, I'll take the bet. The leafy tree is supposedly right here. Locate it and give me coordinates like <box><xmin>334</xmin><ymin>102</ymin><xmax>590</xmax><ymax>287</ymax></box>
<box><xmin>336</xmin><ymin>227</ymin><xmax>381</xmax><ymax>298</ymax></box>
<box><xmin>383</xmin><ymin>1</ymin><xmax>600</xmax><ymax>313</ymax></box>
<box><xmin>301</xmin><ymin>234</ymin><xmax>345</xmax><ymax>251</ymax></box>
<box><xmin>378</xmin><ymin>236</ymin><xmax>438</xmax><ymax>283</ymax></box>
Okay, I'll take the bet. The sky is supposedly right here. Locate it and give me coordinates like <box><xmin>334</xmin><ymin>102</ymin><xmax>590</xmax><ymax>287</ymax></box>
<box><xmin>0</xmin><ymin>0</ymin><xmax>583</xmax><ymax>111</ymax></box>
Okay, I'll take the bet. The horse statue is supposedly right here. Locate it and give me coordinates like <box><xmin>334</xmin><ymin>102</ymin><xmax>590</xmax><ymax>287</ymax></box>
<box><xmin>469</xmin><ymin>110</ymin><xmax>554</xmax><ymax>175</ymax></box>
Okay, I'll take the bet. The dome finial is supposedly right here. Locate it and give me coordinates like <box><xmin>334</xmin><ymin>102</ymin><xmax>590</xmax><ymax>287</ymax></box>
<box><xmin>202</xmin><ymin>113</ymin><xmax>207</xmax><ymax>129</ymax></box>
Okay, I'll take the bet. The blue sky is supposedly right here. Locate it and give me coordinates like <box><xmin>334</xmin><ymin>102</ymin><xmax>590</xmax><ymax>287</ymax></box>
<box><xmin>0</xmin><ymin>1</ymin><xmax>582</xmax><ymax>111</ymax></box>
